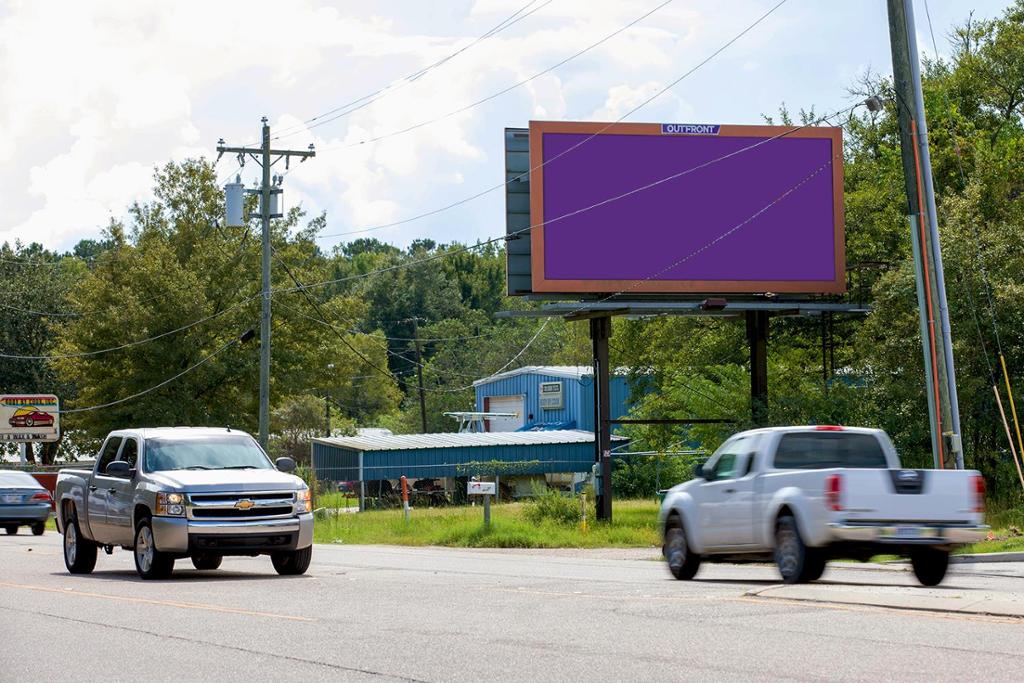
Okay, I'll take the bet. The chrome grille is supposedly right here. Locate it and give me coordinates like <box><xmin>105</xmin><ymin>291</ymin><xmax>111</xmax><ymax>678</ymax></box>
<box><xmin>186</xmin><ymin>491</ymin><xmax>297</xmax><ymax>520</ymax></box>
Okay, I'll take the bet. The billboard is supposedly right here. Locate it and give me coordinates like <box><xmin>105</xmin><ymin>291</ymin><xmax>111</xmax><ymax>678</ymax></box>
<box><xmin>521</xmin><ymin>121</ymin><xmax>845</xmax><ymax>295</ymax></box>
<box><xmin>0</xmin><ymin>395</ymin><xmax>60</xmax><ymax>443</ymax></box>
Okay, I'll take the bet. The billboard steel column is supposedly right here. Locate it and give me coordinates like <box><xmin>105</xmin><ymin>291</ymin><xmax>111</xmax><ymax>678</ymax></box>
<box><xmin>746</xmin><ymin>311</ymin><xmax>769</xmax><ymax>426</ymax></box>
<box><xmin>590</xmin><ymin>316</ymin><xmax>613</xmax><ymax>521</ymax></box>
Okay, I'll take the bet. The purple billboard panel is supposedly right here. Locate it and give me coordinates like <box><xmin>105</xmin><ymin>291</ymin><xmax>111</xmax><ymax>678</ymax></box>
<box><xmin>529</xmin><ymin>121</ymin><xmax>845</xmax><ymax>294</ymax></box>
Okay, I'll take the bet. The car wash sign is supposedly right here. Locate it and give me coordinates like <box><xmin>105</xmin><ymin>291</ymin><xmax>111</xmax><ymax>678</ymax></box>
<box><xmin>0</xmin><ymin>395</ymin><xmax>60</xmax><ymax>442</ymax></box>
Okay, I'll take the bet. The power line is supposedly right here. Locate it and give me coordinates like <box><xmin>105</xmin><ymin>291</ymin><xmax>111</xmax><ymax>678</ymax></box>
<box><xmin>313</xmin><ymin>0</ymin><xmax>786</xmax><ymax>240</ymax></box>
<box><xmin>311</xmin><ymin>0</ymin><xmax>670</xmax><ymax>155</ymax></box>
<box><xmin>58</xmin><ymin>331</ymin><xmax>249</xmax><ymax>414</ymax></box>
<box><xmin>271</xmin><ymin>0</ymin><xmax>551</xmax><ymax>142</ymax></box>
<box><xmin>0</xmin><ymin>293</ymin><xmax>259</xmax><ymax>360</ymax></box>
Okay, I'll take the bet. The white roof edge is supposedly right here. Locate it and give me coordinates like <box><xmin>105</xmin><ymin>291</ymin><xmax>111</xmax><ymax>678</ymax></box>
<box><xmin>472</xmin><ymin>365</ymin><xmax>637</xmax><ymax>387</ymax></box>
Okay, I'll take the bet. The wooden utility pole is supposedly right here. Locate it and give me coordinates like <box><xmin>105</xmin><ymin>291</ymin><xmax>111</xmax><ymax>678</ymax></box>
<box><xmin>412</xmin><ymin>318</ymin><xmax>428</xmax><ymax>433</ymax></box>
<box><xmin>887</xmin><ymin>0</ymin><xmax>963</xmax><ymax>468</ymax></box>
<box><xmin>217</xmin><ymin>120</ymin><xmax>315</xmax><ymax>448</ymax></box>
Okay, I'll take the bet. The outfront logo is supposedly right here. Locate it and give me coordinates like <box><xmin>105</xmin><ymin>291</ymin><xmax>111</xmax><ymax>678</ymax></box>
<box><xmin>661</xmin><ymin>123</ymin><xmax>721</xmax><ymax>135</ymax></box>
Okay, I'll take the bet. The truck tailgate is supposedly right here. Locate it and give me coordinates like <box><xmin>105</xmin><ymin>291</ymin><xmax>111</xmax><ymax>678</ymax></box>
<box><xmin>838</xmin><ymin>469</ymin><xmax>979</xmax><ymax>523</ymax></box>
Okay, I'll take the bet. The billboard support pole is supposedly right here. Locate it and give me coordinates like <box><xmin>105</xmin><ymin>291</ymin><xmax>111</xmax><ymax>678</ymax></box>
<box><xmin>746</xmin><ymin>311</ymin><xmax>769</xmax><ymax>426</ymax></box>
<box><xmin>590</xmin><ymin>316</ymin><xmax>613</xmax><ymax>522</ymax></box>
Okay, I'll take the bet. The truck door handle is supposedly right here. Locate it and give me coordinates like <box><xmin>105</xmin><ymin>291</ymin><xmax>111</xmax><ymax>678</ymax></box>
<box><xmin>88</xmin><ymin>486</ymin><xmax>98</xmax><ymax>492</ymax></box>
<box><xmin>107</xmin><ymin>488</ymin><xmax>117</xmax><ymax>495</ymax></box>
<box><xmin>724</xmin><ymin>488</ymin><xmax>736</xmax><ymax>494</ymax></box>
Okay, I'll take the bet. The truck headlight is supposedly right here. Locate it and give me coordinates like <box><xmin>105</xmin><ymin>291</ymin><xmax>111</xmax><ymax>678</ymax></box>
<box><xmin>296</xmin><ymin>488</ymin><xmax>312</xmax><ymax>514</ymax></box>
<box><xmin>156</xmin><ymin>492</ymin><xmax>185</xmax><ymax>516</ymax></box>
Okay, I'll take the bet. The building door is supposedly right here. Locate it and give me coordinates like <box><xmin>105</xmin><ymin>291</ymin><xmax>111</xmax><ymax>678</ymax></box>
<box><xmin>485</xmin><ymin>395</ymin><xmax>525</xmax><ymax>431</ymax></box>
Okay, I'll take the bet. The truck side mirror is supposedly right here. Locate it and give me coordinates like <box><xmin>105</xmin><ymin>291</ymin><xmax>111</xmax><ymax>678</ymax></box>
<box><xmin>105</xmin><ymin>461</ymin><xmax>131</xmax><ymax>477</ymax></box>
<box><xmin>693</xmin><ymin>463</ymin><xmax>706</xmax><ymax>480</ymax></box>
<box><xmin>275</xmin><ymin>457</ymin><xmax>296</xmax><ymax>473</ymax></box>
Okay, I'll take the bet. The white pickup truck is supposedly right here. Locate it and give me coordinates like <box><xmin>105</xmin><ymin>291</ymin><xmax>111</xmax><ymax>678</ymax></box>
<box><xmin>659</xmin><ymin>426</ymin><xmax>988</xmax><ymax>586</ymax></box>
<box><xmin>55</xmin><ymin>427</ymin><xmax>314</xmax><ymax>579</ymax></box>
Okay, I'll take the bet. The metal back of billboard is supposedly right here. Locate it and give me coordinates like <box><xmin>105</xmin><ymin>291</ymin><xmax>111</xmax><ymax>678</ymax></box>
<box><xmin>0</xmin><ymin>394</ymin><xmax>60</xmax><ymax>443</ymax></box>
<box><xmin>505</xmin><ymin>121</ymin><xmax>845</xmax><ymax>296</ymax></box>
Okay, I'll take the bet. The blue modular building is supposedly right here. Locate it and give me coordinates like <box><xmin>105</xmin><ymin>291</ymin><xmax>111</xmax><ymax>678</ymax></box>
<box><xmin>472</xmin><ymin>366</ymin><xmax>635</xmax><ymax>432</ymax></box>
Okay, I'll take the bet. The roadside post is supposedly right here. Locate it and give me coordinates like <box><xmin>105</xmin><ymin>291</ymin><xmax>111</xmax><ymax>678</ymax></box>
<box><xmin>401</xmin><ymin>475</ymin><xmax>410</xmax><ymax>523</ymax></box>
<box><xmin>579</xmin><ymin>491</ymin><xmax>588</xmax><ymax>534</ymax></box>
<box><xmin>468</xmin><ymin>480</ymin><xmax>496</xmax><ymax>528</ymax></box>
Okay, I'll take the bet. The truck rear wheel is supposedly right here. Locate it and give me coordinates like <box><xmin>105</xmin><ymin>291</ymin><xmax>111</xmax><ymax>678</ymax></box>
<box><xmin>191</xmin><ymin>553</ymin><xmax>223</xmax><ymax>570</ymax></box>
<box><xmin>774</xmin><ymin>515</ymin><xmax>824</xmax><ymax>584</ymax></box>
<box><xmin>271</xmin><ymin>546</ymin><xmax>312</xmax><ymax>575</ymax></box>
<box><xmin>63</xmin><ymin>508</ymin><xmax>97</xmax><ymax>574</ymax></box>
<box><xmin>910</xmin><ymin>546</ymin><xmax>949</xmax><ymax>586</ymax></box>
<box><xmin>664</xmin><ymin>519</ymin><xmax>701</xmax><ymax>580</ymax></box>
<box><xmin>31</xmin><ymin>522</ymin><xmax>45</xmax><ymax>536</ymax></box>
<box><xmin>133</xmin><ymin>517</ymin><xmax>175</xmax><ymax>580</ymax></box>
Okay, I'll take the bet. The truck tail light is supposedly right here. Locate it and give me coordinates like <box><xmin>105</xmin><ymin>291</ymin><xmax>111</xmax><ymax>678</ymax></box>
<box><xmin>825</xmin><ymin>474</ymin><xmax>842</xmax><ymax>511</ymax></box>
<box><xmin>30</xmin><ymin>491</ymin><xmax>52</xmax><ymax>502</ymax></box>
<box><xmin>973</xmin><ymin>475</ymin><xmax>986</xmax><ymax>514</ymax></box>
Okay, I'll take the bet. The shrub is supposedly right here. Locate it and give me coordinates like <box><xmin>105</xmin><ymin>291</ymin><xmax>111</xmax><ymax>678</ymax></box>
<box><xmin>523</xmin><ymin>486</ymin><xmax>585</xmax><ymax>526</ymax></box>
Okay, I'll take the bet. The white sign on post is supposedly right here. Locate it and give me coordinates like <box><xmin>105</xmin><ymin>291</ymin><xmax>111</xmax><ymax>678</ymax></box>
<box><xmin>467</xmin><ymin>481</ymin><xmax>496</xmax><ymax>496</ymax></box>
<box><xmin>0</xmin><ymin>395</ymin><xmax>60</xmax><ymax>443</ymax></box>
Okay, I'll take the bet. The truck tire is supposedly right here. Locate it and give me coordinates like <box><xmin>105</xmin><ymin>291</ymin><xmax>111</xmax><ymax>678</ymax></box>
<box><xmin>4</xmin><ymin>525</ymin><xmax>17</xmax><ymax>535</ymax></box>
<box><xmin>271</xmin><ymin>545</ymin><xmax>312</xmax><ymax>575</ymax></box>
<box><xmin>910</xmin><ymin>546</ymin><xmax>949</xmax><ymax>586</ymax></box>
<box><xmin>63</xmin><ymin>508</ymin><xmax>97</xmax><ymax>574</ymax></box>
<box><xmin>31</xmin><ymin>522</ymin><xmax>45</xmax><ymax>536</ymax></box>
<box><xmin>664</xmin><ymin>519</ymin><xmax>701</xmax><ymax>580</ymax></box>
<box><xmin>774</xmin><ymin>515</ymin><xmax>824</xmax><ymax>584</ymax></box>
<box><xmin>191</xmin><ymin>553</ymin><xmax>223</xmax><ymax>570</ymax></box>
<box><xmin>133</xmin><ymin>517</ymin><xmax>175</xmax><ymax>580</ymax></box>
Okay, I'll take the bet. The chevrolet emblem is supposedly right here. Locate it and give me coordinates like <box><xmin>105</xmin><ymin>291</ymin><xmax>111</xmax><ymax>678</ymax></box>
<box><xmin>234</xmin><ymin>499</ymin><xmax>255</xmax><ymax>511</ymax></box>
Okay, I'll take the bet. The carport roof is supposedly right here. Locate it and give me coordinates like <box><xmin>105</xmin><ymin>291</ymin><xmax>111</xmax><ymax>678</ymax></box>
<box><xmin>312</xmin><ymin>429</ymin><xmax>626</xmax><ymax>453</ymax></box>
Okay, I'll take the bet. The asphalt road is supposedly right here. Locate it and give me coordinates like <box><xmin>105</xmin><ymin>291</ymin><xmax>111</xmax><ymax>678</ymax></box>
<box><xmin>2</xmin><ymin>534</ymin><xmax>1023</xmax><ymax>682</ymax></box>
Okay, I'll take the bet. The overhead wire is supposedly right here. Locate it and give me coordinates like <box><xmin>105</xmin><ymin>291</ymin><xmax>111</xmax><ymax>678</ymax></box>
<box><xmin>58</xmin><ymin>332</ymin><xmax>247</xmax><ymax>414</ymax></box>
<box><xmin>271</xmin><ymin>0</ymin><xmax>551</xmax><ymax>142</ymax></box>
<box><xmin>313</xmin><ymin>0</ymin><xmax>787</xmax><ymax>240</ymax></box>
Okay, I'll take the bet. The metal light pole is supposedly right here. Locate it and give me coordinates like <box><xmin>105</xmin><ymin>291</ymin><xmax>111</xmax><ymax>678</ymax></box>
<box><xmin>218</xmin><ymin>120</ymin><xmax>315</xmax><ymax>448</ymax></box>
<box><xmin>887</xmin><ymin>0</ymin><xmax>963</xmax><ymax>469</ymax></box>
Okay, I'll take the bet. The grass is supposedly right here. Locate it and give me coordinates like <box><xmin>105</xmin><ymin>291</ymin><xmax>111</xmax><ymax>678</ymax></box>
<box><xmin>312</xmin><ymin>498</ymin><xmax>662</xmax><ymax>549</ymax></box>
<box><xmin>959</xmin><ymin>503</ymin><xmax>1024</xmax><ymax>555</ymax></box>
<box><xmin>315</xmin><ymin>491</ymin><xmax>359</xmax><ymax>509</ymax></box>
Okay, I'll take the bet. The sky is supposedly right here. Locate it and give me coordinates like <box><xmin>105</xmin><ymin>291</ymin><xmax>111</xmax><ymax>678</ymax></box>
<box><xmin>0</xmin><ymin>0</ymin><xmax>1014</xmax><ymax>255</ymax></box>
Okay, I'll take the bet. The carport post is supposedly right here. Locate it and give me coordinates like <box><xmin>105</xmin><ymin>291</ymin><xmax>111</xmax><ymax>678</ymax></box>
<box><xmin>358</xmin><ymin>451</ymin><xmax>365</xmax><ymax>512</ymax></box>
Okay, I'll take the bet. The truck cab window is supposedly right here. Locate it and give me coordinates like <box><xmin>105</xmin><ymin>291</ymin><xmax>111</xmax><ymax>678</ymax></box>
<box><xmin>710</xmin><ymin>453</ymin><xmax>738</xmax><ymax>481</ymax></box>
<box><xmin>119</xmin><ymin>439</ymin><xmax>139</xmax><ymax>469</ymax></box>
<box><xmin>96</xmin><ymin>437</ymin><xmax>123</xmax><ymax>475</ymax></box>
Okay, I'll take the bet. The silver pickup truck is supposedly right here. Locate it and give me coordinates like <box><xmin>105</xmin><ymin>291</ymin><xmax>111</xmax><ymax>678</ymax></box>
<box><xmin>55</xmin><ymin>427</ymin><xmax>314</xmax><ymax>579</ymax></box>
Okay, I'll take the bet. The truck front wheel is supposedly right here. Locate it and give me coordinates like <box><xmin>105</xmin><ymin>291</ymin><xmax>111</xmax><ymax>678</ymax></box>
<box><xmin>910</xmin><ymin>546</ymin><xmax>949</xmax><ymax>586</ymax></box>
<box><xmin>271</xmin><ymin>546</ymin><xmax>312</xmax><ymax>575</ymax></box>
<box><xmin>63</xmin><ymin>508</ymin><xmax>97</xmax><ymax>574</ymax></box>
<box><xmin>133</xmin><ymin>518</ymin><xmax>175</xmax><ymax>580</ymax></box>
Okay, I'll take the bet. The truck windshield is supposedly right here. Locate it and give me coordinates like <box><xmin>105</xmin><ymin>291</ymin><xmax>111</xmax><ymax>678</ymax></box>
<box><xmin>774</xmin><ymin>432</ymin><xmax>889</xmax><ymax>469</ymax></box>
<box><xmin>144</xmin><ymin>436</ymin><xmax>274</xmax><ymax>472</ymax></box>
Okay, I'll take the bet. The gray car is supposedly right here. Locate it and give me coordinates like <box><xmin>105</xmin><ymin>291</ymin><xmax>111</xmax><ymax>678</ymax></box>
<box><xmin>0</xmin><ymin>471</ymin><xmax>53</xmax><ymax>535</ymax></box>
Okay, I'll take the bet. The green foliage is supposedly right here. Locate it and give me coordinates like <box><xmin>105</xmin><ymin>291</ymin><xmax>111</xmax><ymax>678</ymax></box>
<box><xmin>612</xmin><ymin>454</ymin><xmax>701</xmax><ymax>498</ymax></box>
<box><xmin>522</xmin><ymin>486</ymin><xmax>591</xmax><ymax>526</ymax></box>
<box><xmin>455</xmin><ymin>459</ymin><xmax>541</xmax><ymax>477</ymax></box>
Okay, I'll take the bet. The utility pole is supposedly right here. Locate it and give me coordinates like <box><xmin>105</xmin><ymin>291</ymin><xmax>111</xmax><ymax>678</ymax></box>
<box><xmin>887</xmin><ymin>0</ymin><xmax>964</xmax><ymax>469</ymax></box>
<box><xmin>218</xmin><ymin>119</ymin><xmax>315</xmax><ymax>449</ymax></box>
<box><xmin>412</xmin><ymin>318</ymin><xmax>428</xmax><ymax>433</ymax></box>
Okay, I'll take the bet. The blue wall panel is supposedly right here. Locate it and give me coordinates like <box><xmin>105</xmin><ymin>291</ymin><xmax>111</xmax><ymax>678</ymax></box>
<box><xmin>474</xmin><ymin>371</ymin><xmax>632</xmax><ymax>431</ymax></box>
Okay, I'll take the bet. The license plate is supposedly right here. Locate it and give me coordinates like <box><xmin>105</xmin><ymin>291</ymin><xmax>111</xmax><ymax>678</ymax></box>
<box><xmin>884</xmin><ymin>526</ymin><xmax>921</xmax><ymax>539</ymax></box>
<box><xmin>1</xmin><ymin>494</ymin><xmax>20</xmax><ymax>504</ymax></box>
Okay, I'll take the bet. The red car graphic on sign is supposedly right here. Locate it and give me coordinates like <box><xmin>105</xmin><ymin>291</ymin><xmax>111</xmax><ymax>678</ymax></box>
<box><xmin>8</xmin><ymin>407</ymin><xmax>54</xmax><ymax>428</ymax></box>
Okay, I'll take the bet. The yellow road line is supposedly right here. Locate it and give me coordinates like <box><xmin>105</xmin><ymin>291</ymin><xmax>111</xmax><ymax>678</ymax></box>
<box><xmin>0</xmin><ymin>581</ymin><xmax>314</xmax><ymax>622</ymax></box>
